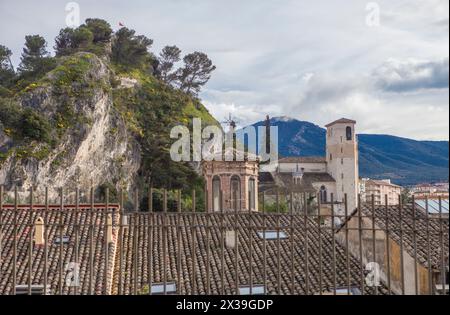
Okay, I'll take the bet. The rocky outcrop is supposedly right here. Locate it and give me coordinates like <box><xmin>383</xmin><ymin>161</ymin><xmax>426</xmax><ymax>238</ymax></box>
<box><xmin>0</xmin><ymin>53</ymin><xmax>141</xmax><ymax>201</ymax></box>
<box><xmin>0</xmin><ymin>129</ymin><xmax>12</xmax><ymax>151</ymax></box>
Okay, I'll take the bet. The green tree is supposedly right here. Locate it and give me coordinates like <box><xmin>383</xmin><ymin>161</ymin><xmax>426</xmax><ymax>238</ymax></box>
<box><xmin>0</xmin><ymin>98</ymin><xmax>22</xmax><ymax>129</ymax></box>
<box><xmin>54</xmin><ymin>27</ymin><xmax>75</xmax><ymax>56</ymax></box>
<box><xmin>21</xmin><ymin>108</ymin><xmax>51</xmax><ymax>142</ymax></box>
<box><xmin>71</xmin><ymin>26</ymin><xmax>94</xmax><ymax>49</ymax></box>
<box><xmin>177</xmin><ymin>52</ymin><xmax>216</xmax><ymax>95</ymax></box>
<box><xmin>55</xmin><ymin>26</ymin><xmax>94</xmax><ymax>56</ymax></box>
<box><xmin>55</xmin><ymin>22</ymin><xmax>110</xmax><ymax>57</ymax></box>
<box><xmin>0</xmin><ymin>100</ymin><xmax>51</xmax><ymax>142</ymax></box>
<box><xmin>0</xmin><ymin>45</ymin><xmax>15</xmax><ymax>87</ymax></box>
<box><xmin>401</xmin><ymin>188</ymin><xmax>412</xmax><ymax>204</ymax></box>
<box><xmin>18</xmin><ymin>35</ymin><xmax>55</xmax><ymax>79</ymax></box>
<box><xmin>156</xmin><ymin>45</ymin><xmax>181</xmax><ymax>85</ymax></box>
<box><xmin>111</xmin><ymin>28</ymin><xmax>153</xmax><ymax>69</ymax></box>
<box><xmin>85</xmin><ymin>18</ymin><xmax>112</xmax><ymax>43</ymax></box>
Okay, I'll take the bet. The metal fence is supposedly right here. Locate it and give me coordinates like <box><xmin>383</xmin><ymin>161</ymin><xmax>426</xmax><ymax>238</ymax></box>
<box><xmin>0</xmin><ymin>185</ymin><xmax>448</xmax><ymax>295</ymax></box>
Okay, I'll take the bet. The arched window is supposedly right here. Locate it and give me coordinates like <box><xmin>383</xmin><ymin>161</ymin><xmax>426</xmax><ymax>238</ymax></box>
<box><xmin>320</xmin><ymin>185</ymin><xmax>327</xmax><ymax>204</ymax></box>
<box><xmin>231</xmin><ymin>176</ymin><xmax>241</xmax><ymax>211</ymax></box>
<box><xmin>346</xmin><ymin>126</ymin><xmax>352</xmax><ymax>141</ymax></box>
<box><xmin>212</xmin><ymin>176</ymin><xmax>221</xmax><ymax>212</ymax></box>
<box><xmin>248</xmin><ymin>178</ymin><xmax>256</xmax><ymax>210</ymax></box>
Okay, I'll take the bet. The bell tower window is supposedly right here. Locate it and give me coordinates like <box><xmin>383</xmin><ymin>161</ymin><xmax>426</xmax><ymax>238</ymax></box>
<box><xmin>231</xmin><ymin>176</ymin><xmax>241</xmax><ymax>211</ymax></box>
<box><xmin>346</xmin><ymin>126</ymin><xmax>352</xmax><ymax>141</ymax></box>
<box><xmin>320</xmin><ymin>186</ymin><xmax>327</xmax><ymax>203</ymax></box>
<box><xmin>213</xmin><ymin>176</ymin><xmax>221</xmax><ymax>212</ymax></box>
<box><xmin>248</xmin><ymin>178</ymin><xmax>256</xmax><ymax>210</ymax></box>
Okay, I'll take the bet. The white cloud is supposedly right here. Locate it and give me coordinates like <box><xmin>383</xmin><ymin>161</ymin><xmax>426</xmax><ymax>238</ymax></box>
<box><xmin>0</xmin><ymin>0</ymin><xmax>448</xmax><ymax>139</ymax></box>
<box><xmin>373</xmin><ymin>58</ymin><xmax>449</xmax><ymax>92</ymax></box>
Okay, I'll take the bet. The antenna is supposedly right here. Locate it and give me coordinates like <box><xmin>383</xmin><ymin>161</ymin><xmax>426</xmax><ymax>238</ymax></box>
<box><xmin>220</xmin><ymin>113</ymin><xmax>240</xmax><ymax>131</ymax></box>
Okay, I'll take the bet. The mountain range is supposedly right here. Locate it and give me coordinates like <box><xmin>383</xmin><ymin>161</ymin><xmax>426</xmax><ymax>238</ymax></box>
<box><xmin>249</xmin><ymin>117</ymin><xmax>449</xmax><ymax>186</ymax></box>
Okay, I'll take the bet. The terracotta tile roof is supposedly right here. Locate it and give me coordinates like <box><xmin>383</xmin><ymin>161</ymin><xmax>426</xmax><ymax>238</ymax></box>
<box><xmin>325</xmin><ymin>118</ymin><xmax>356</xmax><ymax>127</ymax></box>
<box><xmin>365</xmin><ymin>179</ymin><xmax>401</xmax><ymax>188</ymax></box>
<box><xmin>271</xmin><ymin>173</ymin><xmax>317</xmax><ymax>193</ymax></box>
<box><xmin>359</xmin><ymin>205</ymin><xmax>449</xmax><ymax>271</ymax></box>
<box><xmin>0</xmin><ymin>205</ymin><xmax>120</xmax><ymax>295</ymax></box>
<box><xmin>278</xmin><ymin>157</ymin><xmax>326</xmax><ymax>164</ymax></box>
<box><xmin>259</xmin><ymin>172</ymin><xmax>275</xmax><ymax>184</ymax></box>
<box><xmin>303</xmin><ymin>173</ymin><xmax>336</xmax><ymax>183</ymax></box>
<box><xmin>260</xmin><ymin>172</ymin><xmax>335</xmax><ymax>194</ymax></box>
<box><xmin>114</xmin><ymin>212</ymin><xmax>389</xmax><ymax>295</ymax></box>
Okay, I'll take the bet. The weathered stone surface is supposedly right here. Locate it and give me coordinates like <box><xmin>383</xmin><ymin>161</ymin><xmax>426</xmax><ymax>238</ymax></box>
<box><xmin>0</xmin><ymin>54</ymin><xmax>141</xmax><ymax>201</ymax></box>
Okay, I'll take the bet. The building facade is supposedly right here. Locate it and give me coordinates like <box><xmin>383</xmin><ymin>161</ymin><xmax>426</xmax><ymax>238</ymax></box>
<box><xmin>202</xmin><ymin>157</ymin><xmax>259</xmax><ymax>212</ymax></box>
<box><xmin>262</xmin><ymin>118</ymin><xmax>360</xmax><ymax>214</ymax></box>
<box><xmin>361</xmin><ymin>178</ymin><xmax>402</xmax><ymax>205</ymax></box>
<box><xmin>325</xmin><ymin>118</ymin><xmax>359</xmax><ymax>212</ymax></box>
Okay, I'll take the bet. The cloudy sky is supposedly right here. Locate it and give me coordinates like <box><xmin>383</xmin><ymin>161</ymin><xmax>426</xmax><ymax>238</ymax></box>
<box><xmin>1</xmin><ymin>0</ymin><xmax>448</xmax><ymax>140</ymax></box>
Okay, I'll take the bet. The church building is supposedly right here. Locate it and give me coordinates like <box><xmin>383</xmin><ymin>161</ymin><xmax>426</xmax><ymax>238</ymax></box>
<box><xmin>202</xmin><ymin>118</ymin><xmax>359</xmax><ymax>214</ymax></box>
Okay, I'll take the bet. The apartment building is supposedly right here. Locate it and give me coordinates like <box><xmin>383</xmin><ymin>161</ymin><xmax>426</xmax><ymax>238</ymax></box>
<box><xmin>361</xmin><ymin>178</ymin><xmax>402</xmax><ymax>205</ymax></box>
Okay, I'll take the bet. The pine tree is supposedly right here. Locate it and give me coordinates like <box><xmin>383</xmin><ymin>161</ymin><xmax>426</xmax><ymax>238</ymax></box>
<box><xmin>178</xmin><ymin>52</ymin><xmax>216</xmax><ymax>95</ymax></box>
<box><xmin>0</xmin><ymin>45</ymin><xmax>15</xmax><ymax>87</ymax></box>
<box><xmin>156</xmin><ymin>45</ymin><xmax>181</xmax><ymax>85</ymax></box>
<box><xmin>18</xmin><ymin>35</ymin><xmax>55</xmax><ymax>78</ymax></box>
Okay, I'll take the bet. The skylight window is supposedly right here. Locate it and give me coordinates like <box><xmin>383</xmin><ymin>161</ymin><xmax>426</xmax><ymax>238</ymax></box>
<box><xmin>54</xmin><ymin>236</ymin><xmax>70</xmax><ymax>244</ymax></box>
<box><xmin>150</xmin><ymin>282</ymin><xmax>177</xmax><ymax>295</ymax></box>
<box><xmin>15</xmin><ymin>284</ymin><xmax>51</xmax><ymax>295</ymax></box>
<box><xmin>334</xmin><ymin>287</ymin><xmax>361</xmax><ymax>295</ymax></box>
<box><xmin>238</xmin><ymin>285</ymin><xmax>266</xmax><ymax>295</ymax></box>
<box><xmin>257</xmin><ymin>230</ymin><xmax>288</xmax><ymax>240</ymax></box>
<box><xmin>415</xmin><ymin>199</ymin><xmax>449</xmax><ymax>214</ymax></box>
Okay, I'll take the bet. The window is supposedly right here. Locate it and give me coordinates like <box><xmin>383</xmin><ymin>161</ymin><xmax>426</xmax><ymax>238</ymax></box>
<box><xmin>346</xmin><ymin>126</ymin><xmax>352</xmax><ymax>141</ymax></box>
<box><xmin>54</xmin><ymin>236</ymin><xmax>70</xmax><ymax>244</ymax></box>
<box><xmin>238</xmin><ymin>285</ymin><xmax>266</xmax><ymax>295</ymax></box>
<box><xmin>341</xmin><ymin>173</ymin><xmax>344</xmax><ymax>179</ymax></box>
<box><xmin>320</xmin><ymin>186</ymin><xmax>327</xmax><ymax>203</ymax></box>
<box><xmin>257</xmin><ymin>230</ymin><xmax>288</xmax><ymax>240</ymax></box>
<box><xmin>329</xmin><ymin>153</ymin><xmax>333</xmax><ymax>161</ymax></box>
<box><xmin>230</xmin><ymin>176</ymin><xmax>241</xmax><ymax>211</ymax></box>
<box><xmin>150</xmin><ymin>282</ymin><xmax>177</xmax><ymax>295</ymax></box>
<box><xmin>341</xmin><ymin>158</ymin><xmax>344</xmax><ymax>165</ymax></box>
<box><xmin>415</xmin><ymin>199</ymin><xmax>449</xmax><ymax>214</ymax></box>
<box><xmin>15</xmin><ymin>285</ymin><xmax>51</xmax><ymax>295</ymax></box>
<box><xmin>248</xmin><ymin>178</ymin><xmax>256</xmax><ymax>210</ymax></box>
<box><xmin>212</xmin><ymin>176</ymin><xmax>221</xmax><ymax>212</ymax></box>
<box><xmin>323</xmin><ymin>287</ymin><xmax>361</xmax><ymax>295</ymax></box>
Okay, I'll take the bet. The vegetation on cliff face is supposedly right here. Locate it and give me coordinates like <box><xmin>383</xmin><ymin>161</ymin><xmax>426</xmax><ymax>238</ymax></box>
<box><xmin>0</xmin><ymin>18</ymin><xmax>218</xmax><ymax>209</ymax></box>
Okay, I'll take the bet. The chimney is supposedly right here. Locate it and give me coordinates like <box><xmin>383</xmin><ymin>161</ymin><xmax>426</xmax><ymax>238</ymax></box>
<box><xmin>34</xmin><ymin>217</ymin><xmax>45</xmax><ymax>246</ymax></box>
<box><xmin>225</xmin><ymin>230</ymin><xmax>236</xmax><ymax>249</ymax></box>
<box><xmin>106</xmin><ymin>214</ymin><xmax>113</xmax><ymax>243</ymax></box>
<box><xmin>121</xmin><ymin>213</ymin><xmax>129</xmax><ymax>229</ymax></box>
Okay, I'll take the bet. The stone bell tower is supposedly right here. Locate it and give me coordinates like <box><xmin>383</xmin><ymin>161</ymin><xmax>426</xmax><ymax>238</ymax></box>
<box><xmin>325</xmin><ymin>118</ymin><xmax>359</xmax><ymax>212</ymax></box>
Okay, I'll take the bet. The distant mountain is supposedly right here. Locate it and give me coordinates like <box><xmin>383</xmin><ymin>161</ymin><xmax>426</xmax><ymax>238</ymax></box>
<box><xmin>246</xmin><ymin>117</ymin><xmax>449</xmax><ymax>186</ymax></box>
